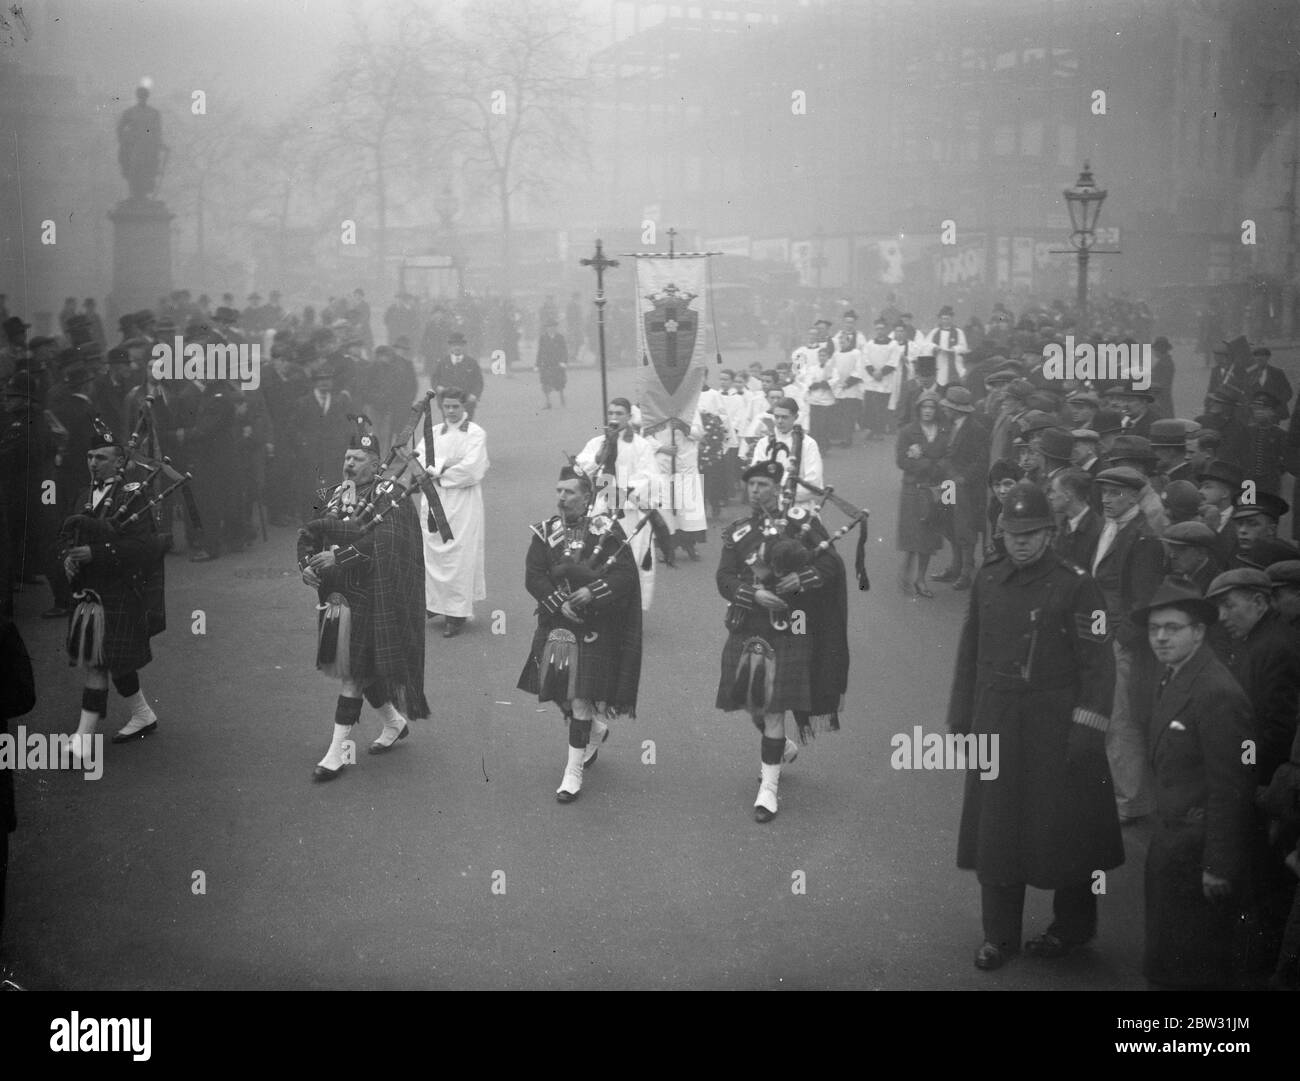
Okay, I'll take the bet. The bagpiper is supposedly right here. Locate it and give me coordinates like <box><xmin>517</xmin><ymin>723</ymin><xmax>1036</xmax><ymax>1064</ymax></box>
<box><xmin>715</xmin><ymin>457</ymin><xmax>849</xmax><ymax>822</ymax></box>
<box><xmin>60</xmin><ymin>417</ymin><xmax>169</xmax><ymax>762</ymax></box>
<box><xmin>517</xmin><ymin>464</ymin><xmax>642</xmax><ymax>802</ymax></box>
<box><xmin>298</xmin><ymin>417</ymin><xmax>429</xmax><ymax>780</ymax></box>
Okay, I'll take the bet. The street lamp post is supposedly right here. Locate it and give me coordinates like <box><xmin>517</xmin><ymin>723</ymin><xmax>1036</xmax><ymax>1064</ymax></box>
<box><xmin>1063</xmin><ymin>163</ymin><xmax>1107</xmax><ymax>330</ymax></box>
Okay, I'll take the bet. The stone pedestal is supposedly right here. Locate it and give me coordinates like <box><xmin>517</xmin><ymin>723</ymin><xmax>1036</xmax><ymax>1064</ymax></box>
<box><xmin>108</xmin><ymin>198</ymin><xmax>174</xmax><ymax>317</ymax></box>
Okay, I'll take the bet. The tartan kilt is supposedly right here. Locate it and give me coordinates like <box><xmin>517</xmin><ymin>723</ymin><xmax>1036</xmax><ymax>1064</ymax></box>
<box><xmin>519</xmin><ymin>622</ymin><xmax>626</xmax><ymax>706</ymax></box>
<box><xmin>715</xmin><ymin>630</ymin><xmax>812</xmax><ymax>714</ymax></box>
<box><xmin>315</xmin><ymin>578</ymin><xmax>376</xmax><ymax>680</ymax></box>
<box><xmin>69</xmin><ymin>582</ymin><xmax>152</xmax><ymax>674</ymax></box>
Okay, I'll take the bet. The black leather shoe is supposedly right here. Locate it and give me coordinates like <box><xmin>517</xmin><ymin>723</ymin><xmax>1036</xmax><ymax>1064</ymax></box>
<box><xmin>555</xmin><ymin>788</ymin><xmax>579</xmax><ymax>804</ymax></box>
<box><xmin>974</xmin><ymin>942</ymin><xmax>1017</xmax><ymax>970</ymax></box>
<box><xmin>753</xmin><ymin>805</ymin><xmax>776</xmax><ymax>824</ymax></box>
<box><xmin>367</xmin><ymin>722</ymin><xmax>409</xmax><ymax>754</ymax></box>
<box><xmin>111</xmin><ymin>721</ymin><xmax>157</xmax><ymax>744</ymax></box>
<box><xmin>443</xmin><ymin>617</ymin><xmax>466</xmax><ymax>638</ymax></box>
<box><xmin>1024</xmin><ymin>931</ymin><xmax>1089</xmax><ymax>959</ymax></box>
<box><xmin>931</xmin><ymin>567</ymin><xmax>960</xmax><ymax>582</ymax></box>
<box><xmin>952</xmin><ymin>575</ymin><xmax>973</xmax><ymax>591</ymax></box>
<box><xmin>313</xmin><ymin>763</ymin><xmax>346</xmax><ymax>782</ymax></box>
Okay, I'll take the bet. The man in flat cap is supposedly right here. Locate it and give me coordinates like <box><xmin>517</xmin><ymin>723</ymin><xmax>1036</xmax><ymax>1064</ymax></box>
<box><xmin>1093</xmin><ymin>466</ymin><xmax>1166</xmax><ymax>824</ymax></box>
<box><xmin>1161</xmin><ymin>521</ymin><xmax>1220</xmax><ymax>595</ymax></box>
<box><xmin>1206</xmin><ymin>568</ymin><xmax>1300</xmax><ymax>789</ymax></box>
<box><xmin>1268</xmin><ymin>560</ymin><xmax>1300</xmax><ymax>628</ymax></box>
<box><xmin>715</xmin><ymin>456</ymin><xmax>848</xmax><ymax>823</ymax></box>
<box><xmin>1135</xmin><ymin>579</ymin><xmax>1255</xmax><ymax>989</ymax></box>
<box><xmin>1206</xmin><ymin>565</ymin><xmax>1300</xmax><ymax>983</ymax></box>
<box><xmin>949</xmin><ymin>481</ymin><xmax>1120</xmax><ymax>971</ymax></box>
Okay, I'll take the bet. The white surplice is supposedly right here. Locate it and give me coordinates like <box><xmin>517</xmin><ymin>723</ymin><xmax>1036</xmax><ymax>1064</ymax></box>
<box><xmin>413</xmin><ymin>418</ymin><xmax>489</xmax><ymax>618</ymax></box>
<box><xmin>577</xmin><ymin>429</ymin><xmax>658</xmax><ymax>610</ymax></box>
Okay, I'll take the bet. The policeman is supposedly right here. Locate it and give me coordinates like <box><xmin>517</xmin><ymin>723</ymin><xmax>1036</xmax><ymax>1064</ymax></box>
<box><xmin>947</xmin><ymin>481</ymin><xmax>1122</xmax><ymax>970</ymax></box>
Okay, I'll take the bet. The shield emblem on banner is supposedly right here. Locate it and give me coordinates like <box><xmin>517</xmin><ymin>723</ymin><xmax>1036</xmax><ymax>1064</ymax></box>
<box><xmin>643</xmin><ymin>284</ymin><xmax>699</xmax><ymax>395</ymax></box>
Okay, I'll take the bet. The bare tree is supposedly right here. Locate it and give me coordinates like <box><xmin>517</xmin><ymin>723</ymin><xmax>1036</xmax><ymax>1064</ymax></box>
<box><xmin>311</xmin><ymin>1</ymin><xmax>456</xmax><ymax>288</ymax></box>
<box><xmin>443</xmin><ymin>0</ymin><xmax>592</xmax><ymax>295</ymax></box>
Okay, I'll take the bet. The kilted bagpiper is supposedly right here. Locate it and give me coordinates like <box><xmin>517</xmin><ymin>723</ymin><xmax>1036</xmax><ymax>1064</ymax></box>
<box><xmin>947</xmin><ymin>481</ymin><xmax>1123</xmax><ymax>971</ymax></box>
<box><xmin>298</xmin><ymin>417</ymin><xmax>430</xmax><ymax>780</ymax></box>
<box><xmin>517</xmin><ymin>464</ymin><xmax>642</xmax><ymax>803</ymax></box>
<box><xmin>60</xmin><ymin>417</ymin><xmax>168</xmax><ymax>764</ymax></box>
<box><xmin>715</xmin><ymin>458</ymin><xmax>849</xmax><ymax>822</ymax></box>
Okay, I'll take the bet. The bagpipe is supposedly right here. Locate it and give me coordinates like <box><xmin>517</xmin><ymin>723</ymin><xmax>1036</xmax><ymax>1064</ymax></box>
<box><xmin>61</xmin><ymin>400</ymin><xmax>193</xmax><ymax>664</ymax></box>
<box><xmin>301</xmin><ymin>395</ymin><xmax>453</xmax><ymax>555</ymax></box>
<box><xmin>752</xmin><ymin>471</ymin><xmax>870</xmax><ymax>595</ymax></box>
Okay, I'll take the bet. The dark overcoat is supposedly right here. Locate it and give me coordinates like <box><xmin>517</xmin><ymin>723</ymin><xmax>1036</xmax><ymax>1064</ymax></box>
<box><xmin>1143</xmin><ymin>643</ymin><xmax>1256</xmax><ymax>988</ymax></box>
<box><xmin>949</xmin><ymin>549</ymin><xmax>1123</xmax><ymax>887</ymax></box>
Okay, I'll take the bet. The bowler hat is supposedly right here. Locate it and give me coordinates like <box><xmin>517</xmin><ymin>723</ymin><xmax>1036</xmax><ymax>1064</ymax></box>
<box><xmin>1065</xmin><ymin>390</ymin><xmax>1100</xmax><ymax>409</ymax></box>
<box><xmin>1129</xmin><ymin>577</ymin><xmax>1218</xmax><ymax>628</ymax></box>
<box><xmin>1163</xmin><ymin>481</ymin><xmax>1202</xmax><ymax>523</ymax></box>
<box><xmin>1231</xmin><ymin>491</ymin><xmax>1289</xmax><ymax>522</ymax></box>
<box><xmin>1094</xmin><ymin>466</ymin><xmax>1147</xmax><ymax>490</ymax></box>
<box><xmin>448</xmin><ymin>332</ymin><xmax>467</xmax><ymax>346</ymax></box>
<box><xmin>1037</xmin><ymin>426</ymin><xmax>1075</xmax><ymax>462</ymax></box>
<box><xmin>2</xmin><ymin>315</ymin><xmax>30</xmax><ymax>337</ymax></box>
<box><xmin>1071</xmin><ymin>428</ymin><xmax>1100</xmax><ymax>442</ymax></box>
<box><xmin>998</xmin><ymin>481</ymin><xmax>1054</xmax><ymax>534</ymax></box>
<box><xmin>1148</xmin><ymin>419</ymin><xmax>1191</xmax><ymax>448</ymax></box>
<box><xmin>1197</xmin><ymin>459</ymin><xmax>1243</xmax><ymax>488</ymax></box>
<box><xmin>1205</xmin><ymin>568</ymin><xmax>1273</xmax><ymax>602</ymax></box>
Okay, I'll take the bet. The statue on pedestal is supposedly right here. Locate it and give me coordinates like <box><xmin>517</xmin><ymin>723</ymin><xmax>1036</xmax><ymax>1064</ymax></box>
<box><xmin>117</xmin><ymin>85</ymin><xmax>167</xmax><ymax>201</ymax></box>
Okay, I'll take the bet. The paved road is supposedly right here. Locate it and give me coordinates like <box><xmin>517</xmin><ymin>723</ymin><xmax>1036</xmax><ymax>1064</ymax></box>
<box><xmin>6</xmin><ymin>354</ymin><xmax>1165</xmax><ymax>990</ymax></box>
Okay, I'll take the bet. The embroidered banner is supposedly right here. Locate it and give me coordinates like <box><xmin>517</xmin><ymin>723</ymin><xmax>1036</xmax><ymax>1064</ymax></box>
<box><xmin>635</xmin><ymin>255</ymin><xmax>710</xmax><ymax>431</ymax></box>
